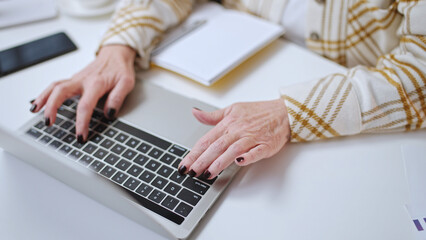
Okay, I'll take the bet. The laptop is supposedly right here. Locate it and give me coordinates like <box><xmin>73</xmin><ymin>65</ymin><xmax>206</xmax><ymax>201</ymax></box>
<box><xmin>0</xmin><ymin>80</ymin><xmax>240</xmax><ymax>239</ymax></box>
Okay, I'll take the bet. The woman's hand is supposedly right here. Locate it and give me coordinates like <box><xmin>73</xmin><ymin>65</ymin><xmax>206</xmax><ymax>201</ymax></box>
<box><xmin>30</xmin><ymin>45</ymin><xmax>136</xmax><ymax>143</ymax></box>
<box><xmin>178</xmin><ymin>99</ymin><xmax>291</xmax><ymax>180</ymax></box>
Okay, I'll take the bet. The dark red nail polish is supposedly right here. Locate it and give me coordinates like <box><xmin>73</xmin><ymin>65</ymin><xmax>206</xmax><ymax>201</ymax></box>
<box><xmin>44</xmin><ymin>117</ymin><xmax>50</xmax><ymax>126</ymax></box>
<box><xmin>193</xmin><ymin>107</ymin><xmax>201</xmax><ymax>111</ymax></box>
<box><xmin>202</xmin><ymin>170</ymin><xmax>211</xmax><ymax>179</ymax></box>
<box><xmin>178</xmin><ymin>165</ymin><xmax>187</xmax><ymax>175</ymax></box>
<box><xmin>236</xmin><ymin>157</ymin><xmax>244</xmax><ymax>163</ymax></box>
<box><xmin>77</xmin><ymin>134</ymin><xmax>85</xmax><ymax>144</ymax></box>
<box><xmin>30</xmin><ymin>104</ymin><xmax>37</xmax><ymax>112</ymax></box>
<box><xmin>30</xmin><ymin>99</ymin><xmax>35</xmax><ymax>104</ymax></box>
<box><xmin>188</xmin><ymin>170</ymin><xmax>196</xmax><ymax>178</ymax></box>
<box><xmin>107</xmin><ymin>108</ymin><xmax>116</xmax><ymax>119</ymax></box>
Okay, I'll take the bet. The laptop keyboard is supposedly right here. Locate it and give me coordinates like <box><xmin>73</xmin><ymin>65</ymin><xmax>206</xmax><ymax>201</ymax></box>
<box><xmin>25</xmin><ymin>98</ymin><xmax>216</xmax><ymax>225</ymax></box>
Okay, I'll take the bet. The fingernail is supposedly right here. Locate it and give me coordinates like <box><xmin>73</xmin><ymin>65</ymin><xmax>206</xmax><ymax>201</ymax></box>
<box><xmin>178</xmin><ymin>165</ymin><xmax>187</xmax><ymax>175</ymax></box>
<box><xmin>193</xmin><ymin>107</ymin><xmax>201</xmax><ymax>111</ymax></box>
<box><xmin>202</xmin><ymin>170</ymin><xmax>211</xmax><ymax>179</ymax></box>
<box><xmin>107</xmin><ymin>108</ymin><xmax>116</xmax><ymax>119</ymax></box>
<box><xmin>30</xmin><ymin>99</ymin><xmax>35</xmax><ymax>104</ymax></box>
<box><xmin>236</xmin><ymin>157</ymin><xmax>244</xmax><ymax>163</ymax></box>
<box><xmin>44</xmin><ymin>117</ymin><xmax>50</xmax><ymax>126</ymax></box>
<box><xmin>77</xmin><ymin>134</ymin><xmax>85</xmax><ymax>144</ymax></box>
<box><xmin>188</xmin><ymin>169</ymin><xmax>196</xmax><ymax>178</ymax></box>
<box><xmin>30</xmin><ymin>104</ymin><xmax>37</xmax><ymax>112</ymax></box>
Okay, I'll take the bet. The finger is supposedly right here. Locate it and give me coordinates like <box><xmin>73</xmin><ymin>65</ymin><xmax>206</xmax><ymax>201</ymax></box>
<box><xmin>234</xmin><ymin>144</ymin><xmax>271</xmax><ymax>166</ymax></box>
<box><xmin>187</xmin><ymin>133</ymin><xmax>239</xmax><ymax>177</ymax></box>
<box><xmin>75</xmin><ymin>82</ymin><xmax>108</xmax><ymax>142</ymax></box>
<box><xmin>192</xmin><ymin>107</ymin><xmax>225</xmax><ymax>126</ymax></box>
<box><xmin>204</xmin><ymin>137</ymin><xmax>256</xmax><ymax>179</ymax></box>
<box><xmin>31</xmin><ymin>80</ymin><xmax>67</xmax><ymax>113</ymax></box>
<box><xmin>103</xmin><ymin>77</ymin><xmax>134</xmax><ymax>119</ymax></box>
<box><xmin>43</xmin><ymin>81</ymin><xmax>81</xmax><ymax>126</ymax></box>
<box><xmin>178</xmin><ymin>124</ymin><xmax>226</xmax><ymax>175</ymax></box>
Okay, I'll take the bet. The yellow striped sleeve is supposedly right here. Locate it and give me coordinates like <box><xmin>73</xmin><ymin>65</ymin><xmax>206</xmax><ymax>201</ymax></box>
<box><xmin>99</xmin><ymin>0</ymin><xmax>193</xmax><ymax>69</ymax></box>
<box><xmin>282</xmin><ymin>0</ymin><xmax>426</xmax><ymax>142</ymax></box>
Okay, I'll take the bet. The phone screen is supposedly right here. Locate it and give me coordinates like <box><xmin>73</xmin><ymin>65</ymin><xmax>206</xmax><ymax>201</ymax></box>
<box><xmin>0</xmin><ymin>32</ymin><xmax>77</xmax><ymax>77</ymax></box>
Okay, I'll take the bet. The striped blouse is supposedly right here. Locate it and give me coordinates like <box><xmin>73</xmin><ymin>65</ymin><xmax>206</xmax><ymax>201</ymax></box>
<box><xmin>100</xmin><ymin>0</ymin><xmax>426</xmax><ymax>142</ymax></box>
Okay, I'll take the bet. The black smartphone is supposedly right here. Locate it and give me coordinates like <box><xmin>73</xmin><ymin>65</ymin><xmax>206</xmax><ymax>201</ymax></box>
<box><xmin>0</xmin><ymin>32</ymin><xmax>77</xmax><ymax>77</ymax></box>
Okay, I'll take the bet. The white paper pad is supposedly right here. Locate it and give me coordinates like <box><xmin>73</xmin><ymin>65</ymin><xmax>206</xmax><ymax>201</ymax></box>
<box><xmin>402</xmin><ymin>143</ymin><xmax>426</xmax><ymax>239</ymax></box>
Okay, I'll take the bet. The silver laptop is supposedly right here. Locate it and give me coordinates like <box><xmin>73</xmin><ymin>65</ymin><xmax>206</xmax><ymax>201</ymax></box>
<box><xmin>0</xmin><ymin>80</ymin><xmax>240</xmax><ymax>239</ymax></box>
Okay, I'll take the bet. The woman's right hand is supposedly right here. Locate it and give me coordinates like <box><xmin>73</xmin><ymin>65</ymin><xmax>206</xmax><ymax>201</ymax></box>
<box><xmin>30</xmin><ymin>44</ymin><xmax>137</xmax><ymax>143</ymax></box>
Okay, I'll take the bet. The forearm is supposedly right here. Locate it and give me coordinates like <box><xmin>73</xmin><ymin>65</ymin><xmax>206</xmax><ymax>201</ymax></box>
<box><xmin>99</xmin><ymin>0</ymin><xmax>193</xmax><ymax>68</ymax></box>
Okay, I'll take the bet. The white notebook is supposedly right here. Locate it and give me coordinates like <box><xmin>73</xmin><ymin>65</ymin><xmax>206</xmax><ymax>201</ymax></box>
<box><xmin>151</xmin><ymin>3</ymin><xmax>284</xmax><ymax>86</ymax></box>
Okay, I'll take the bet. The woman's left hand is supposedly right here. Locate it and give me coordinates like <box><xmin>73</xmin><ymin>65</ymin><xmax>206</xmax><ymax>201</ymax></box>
<box><xmin>178</xmin><ymin>99</ymin><xmax>291</xmax><ymax>180</ymax></box>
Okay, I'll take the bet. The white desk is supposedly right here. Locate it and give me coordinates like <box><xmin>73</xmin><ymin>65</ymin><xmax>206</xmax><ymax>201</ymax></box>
<box><xmin>0</xmin><ymin>10</ymin><xmax>424</xmax><ymax>240</ymax></box>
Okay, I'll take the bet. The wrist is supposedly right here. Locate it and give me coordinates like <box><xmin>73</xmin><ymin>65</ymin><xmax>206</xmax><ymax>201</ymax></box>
<box><xmin>98</xmin><ymin>45</ymin><xmax>136</xmax><ymax>63</ymax></box>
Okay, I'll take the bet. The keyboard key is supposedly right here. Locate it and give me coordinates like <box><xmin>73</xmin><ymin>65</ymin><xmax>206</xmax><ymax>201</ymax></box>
<box><xmin>112</xmin><ymin>172</ymin><xmax>129</xmax><ymax>184</ymax></box>
<box><xmin>105</xmin><ymin>128</ymin><xmax>118</xmax><ymax>138</ymax></box>
<box><xmin>57</xmin><ymin>107</ymin><xmax>75</xmax><ymax>119</ymax></box>
<box><xmin>123</xmin><ymin>177</ymin><xmax>141</xmax><ymax>190</ymax></box>
<box><xmin>54</xmin><ymin>117</ymin><xmax>64</xmax><ymax>125</ymax></box>
<box><xmin>125</xmin><ymin>138</ymin><xmax>140</xmax><ymax>148</ymax></box>
<box><xmin>104</xmin><ymin>153</ymin><xmax>120</xmax><ymax>165</ymax></box>
<box><xmin>94</xmin><ymin>123</ymin><xmax>107</xmax><ymax>133</ymax></box>
<box><xmin>175</xmin><ymin>202</ymin><xmax>193</xmax><ymax>217</ymax></box>
<box><xmin>34</xmin><ymin>121</ymin><xmax>45</xmax><ymax>129</ymax></box>
<box><xmin>59</xmin><ymin>145</ymin><xmax>72</xmax><ymax>154</ymax></box>
<box><xmin>88</xmin><ymin>120</ymin><xmax>98</xmax><ymax>129</ymax></box>
<box><xmin>63</xmin><ymin>134</ymin><xmax>75</xmax><ymax>144</ymax></box>
<box><xmin>148</xmin><ymin>190</ymin><xmax>166</xmax><ymax>204</ymax></box>
<box><xmin>169</xmin><ymin>145</ymin><xmax>187</xmax><ymax>157</ymax></box>
<box><xmin>137</xmin><ymin>142</ymin><xmax>151</xmax><ymax>154</ymax></box>
<box><xmin>164</xmin><ymin>182</ymin><xmax>181</xmax><ymax>196</ymax></box>
<box><xmin>161</xmin><ymin>196</ymin><xmax>180</xmax><ymax>211</ymax></box>
<box><xmin>152</xmin><ymin>176</ymin><xmax>168</xmax><ymax>189</ymax></box>
<box><xmin>48</xmin><ymin>140</ymin><xmax>63</xmax><ymax>149</ymax></box>
<box><xmin>82</xmin><ymin>143</ymin><xmax>97</xmax><ymax>154</ymax></box>
<box><xmin>172</xmin><ymin>158</ymin><xmax>181</xmax><ymax>169</ymax></box>
<box><xmin>93</xmin><ymin>149</ymin><xmax>108</xmax><ymax>160</ymax></box>
<box><xmin>60</xmin><ymin>121</ymin><xmax>73</xmax><ymax>130</ymax></box>
<box><xmin>69</xmin><ymin>150</ymin><xmax>83</xmax><ymax>160</ymax></box>
<box><xmin>183</xmin><ymin>178</ymin><xmax>209</xmax><ymax>195</ymax></box>
<box><xmin>116</xmin><ymin>159</ymin><xmax>131</xmax><ymax>171</ymax></box>
<box><xmin>89</xmin><ymin>160</ymin><xmax>105</xmax><ymax>172</ymax></box>
<box><xmin>90</xmin><ymin>134</ymin><xmax>103</xmax><ymax>144</ymax></box>
<box><xmin>62</xmin><ymin>99</ymin><xmax>74</xmax><ymax>107</ymax></box>
<box><xmin>122</xmin><ymin>149</ymin><xmax>137</xmax><ymax>160</ymax></box>
<box><xmin>91</xmin><ymin>109</ymin><xmax>103</xmax><ymax>120</ymax></box>
<box><xmin>79</xmin><ymin>155</ymin><xmax>94</xmax><ymax>166</ymax></box>
<box><xmin>44</xmin><ymin>126</ymin><xmax>57</xmax><ymax>134</ymax></box>
<box><xmin>199</xmin><ymin>176</ymin><xmax>217</xmax><ymax>185</ymax></box>
<box><xmin>114</xmin><ymin>121</ymin><xmax>172</xmax><ymax>150</ymax></box>
<box><xmin>157</xmin><ymin>165</ymin><xmax>173</xmax><ymax>178</ymax></box>
<box><xmin>170</xmin><ymin>172</ymin><xmax>186</xmax><ymax>184</ymax></box>
<box><xmin>111</xmin><ymin>143</ymin><xmax>125</xmax><ymax>155</ymax></box>
<box><xmin>115</xmin><ymin>133</ymin><xmax>129</xmax><ymax>143</ymax></box>
<box><xmin>53</xmin><ymin>129</ymin><xmax>67</xmax><ymax>140</ymax></box>
<box><xmin>39</xmin><ymin>135</ymin><xmax>52</xmax><ymax>144</ymax></box>
<box><xmin>139</xmin><ymin>170</ymin><xmax>155</xmax><ymax>183</ymax></box>
<box><xmin>133</xmin><ymin>154</ymin><xmax>149</xmax><ymax>167</ymax></box>
<box><xmin>100</xmin><ymin>138</ymin><xmax>114</xmax><ymax>149</ymax></box>
<box><xmin>160</xmin><ymin>153</ymin><xmax>176</xmax><ymax>165</ymax></box>
<box><xmin>72</xmin><ymin>141</ymin><xmax>85</xmax><ymax>149</ymax></box>
<box><xmin>148</xmin><ymin>148</ymin><xmax>163</xmax><ymax>159</ymax></box>
<box><xmin>136</xmin><ymin>183</ymin><xmax>153</xmax><ymax>197</ymax></box>
<box><xmin>127</xmin><ymin>165</ymin><xmax>143</xmax><ymax>177</ymax></box>
<box><xmin>177</xmin><ymin>189</ymin><xmax>201</xmax><ymax>206</ymax></box>
<box><xmin>146</xmin><ymin>160</ymin><xmax>161</xmax><ymax>172</ymax></box>
<box><xmin>100</xmin><ymin>166</ymin><xmax>116</xmax><ymax>178</ymax></box>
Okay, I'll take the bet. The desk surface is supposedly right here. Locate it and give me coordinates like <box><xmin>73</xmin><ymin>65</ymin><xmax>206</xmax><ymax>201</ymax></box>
<box><xmin>0</xmin><ymin>9</ymin><xmax>423</xmax><ymax>240</ymax></box>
